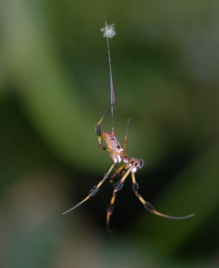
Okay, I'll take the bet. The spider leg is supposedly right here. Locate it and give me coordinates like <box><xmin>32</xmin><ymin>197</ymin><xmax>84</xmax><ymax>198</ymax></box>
<box><xmin>131</xmin><ymin>172</ymin><xmax>194</xmax><ymax>220</ymax></box>
<box><xmin>109</xmin><ymin>164</ymin><xmax>127</xmax><ymax>184</ymax></box>
<box><xmin>106</xmin><ymin>168</ymin><xmax>132</xmax><ymax>232</ymax></box>
<box><xmin>63</xmin><ymin>163</ymin><xmax>116</xmax><ymax>215</ymax></box>
<box><xmin>95</xmin><ymin>106</ymin><xmax>117</xmax><ymax>155</ymax></box>
<box><xmin>123</xmin><ymin>118</ymin><xmax>131</xmax><ymax>152</ymax></box>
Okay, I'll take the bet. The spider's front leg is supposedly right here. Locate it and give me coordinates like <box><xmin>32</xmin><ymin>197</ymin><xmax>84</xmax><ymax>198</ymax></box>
<box><xmin>62</xmin><ymin>163</ymin><xmax>116</xmax><ymax>215</ymax></box>
<box><xmin>109</xmin><ymin>164</ymin><xmax>127</xmax><ymax>184</ymax></box>
<box><xmin>106</xmin><ymin>167</ymin><xmax>132</xmax><ymax>232</ymax></box>
<box><xmin>131</xmin><ymin>172</ymin><xmax>195</xmax><ymax>220</ymax></box>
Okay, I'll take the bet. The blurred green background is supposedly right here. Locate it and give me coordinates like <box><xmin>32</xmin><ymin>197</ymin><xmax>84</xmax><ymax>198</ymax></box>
<box><xmin>1</xmin><ymin>0</ymin><xmax>219</xmax><ymax>267</ymax></box>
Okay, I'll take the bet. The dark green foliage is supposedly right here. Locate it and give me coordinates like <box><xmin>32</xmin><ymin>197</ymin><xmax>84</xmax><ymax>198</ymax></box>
<box><xmin>1</xmin><ymin>0</ymin><xmax>219</xmax><ymax>267</ymax></box>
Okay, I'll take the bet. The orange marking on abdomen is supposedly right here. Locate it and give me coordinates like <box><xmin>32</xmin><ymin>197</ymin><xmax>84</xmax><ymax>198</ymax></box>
<box><xmin>103</xmin><ymin>131</ymin><xmax>124</xmax><ymax>163</ymax></box>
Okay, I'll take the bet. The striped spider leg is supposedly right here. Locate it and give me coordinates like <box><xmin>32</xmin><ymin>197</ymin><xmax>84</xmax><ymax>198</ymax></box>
<box><xmin>63</xmin><ymin>107</ymin><xmax>194</xmax><ymax>232</ymax></box>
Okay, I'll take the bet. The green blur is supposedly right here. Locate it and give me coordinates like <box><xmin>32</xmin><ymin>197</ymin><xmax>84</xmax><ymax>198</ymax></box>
<box><xmin>1</xmin><ymin>0</ymin><xmax>219</xmax><ymax>267</ymax></box>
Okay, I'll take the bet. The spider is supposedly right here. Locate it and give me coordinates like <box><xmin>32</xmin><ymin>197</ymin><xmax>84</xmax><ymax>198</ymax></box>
<box><xmin>63</xmin><ymin>105</ymin><xmax>194</xmax><ymax>232</ymax></box>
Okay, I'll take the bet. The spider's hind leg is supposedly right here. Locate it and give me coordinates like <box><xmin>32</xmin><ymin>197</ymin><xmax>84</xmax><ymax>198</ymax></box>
<box><xmin>95</xmin><ymin>105</ymin><xmax>113</xmax><ymax>137</ymax></box>
<box><xmin>95</xmin><ymin>106</ymin><xmax>115</xmax><ymax>154</ymax></box>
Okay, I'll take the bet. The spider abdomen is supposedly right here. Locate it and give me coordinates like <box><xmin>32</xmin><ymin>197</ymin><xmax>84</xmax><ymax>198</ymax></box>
<box><xmin>103</xmin><ymin>130</ymin><xmax>124</xmax><ymax>163</ymax></box>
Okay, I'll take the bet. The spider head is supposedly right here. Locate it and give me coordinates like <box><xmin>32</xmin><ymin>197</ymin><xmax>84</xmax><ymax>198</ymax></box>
<box><xmin>130</xmin><ymin>158</ymin><xmax>144</xmax><ymax>173</ymax></box>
